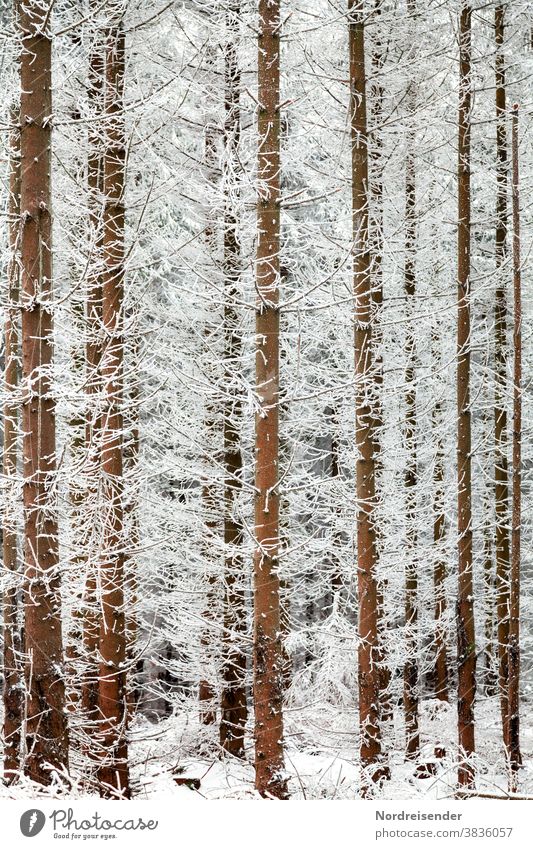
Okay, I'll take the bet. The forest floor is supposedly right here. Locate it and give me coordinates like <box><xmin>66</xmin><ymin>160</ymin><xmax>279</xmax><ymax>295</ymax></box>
<box><xmin>129</xmin><ymin>695</ymin><xmax>533</xmax><ymax>800</ymax></box>
<box><xmin>2</xmin><ymin>696</ymin><xmax>533</xmax><ymax>799</ymax></box>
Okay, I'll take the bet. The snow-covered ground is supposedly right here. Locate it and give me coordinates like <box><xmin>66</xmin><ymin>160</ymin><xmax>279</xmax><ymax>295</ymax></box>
<box><xmin>2</xmin><ymin>696</ymin><xmax>532</xmax><ymax>800</ymax></box>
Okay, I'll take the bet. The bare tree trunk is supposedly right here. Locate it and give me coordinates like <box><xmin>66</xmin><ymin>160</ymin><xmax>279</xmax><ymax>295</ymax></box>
<box><xmin>369</xmin><ymin>0</ymin><xmax>391</xmax><ymax>736</ymax></box>
<box><xmin>19</xmin><ymin>0</ymin><xmax>69</xmax><ymax>786</ymax></box>
<box><xmin>82</xmin><ymin>25</ymin><xmax>104</xmax><ymax>742</ymax></box>
<box><xmin>198</xmin><ymin>65</ymin><xmax>219</xmax><ymax>728</ymax></box>
<box><xmin>97</xmin><ymin>13</ymin><xmax>129</xmax><ymax>798</ymax></box>
<box><xmin>456</xmin><ymin>0</ymin><xmax>476</xmax><ymax>789</ymax></box>
<box><xmin>348</xmin><ymin>0</ymin><xmax>383</xmax><ymax>792</ymax></box>
<box><xmin>403</xmin><ymin>2</ymin><xmax>419</xmax><ymax>757</ymax></box>
<box><xmin>328</xmin><ymin>406</ymin><xmax>343</xmax><ymax>609</ymax></box>
<box><xmin>220</xmin><ymin>0</ymin><xmax>248</xmax><ymax>759</ymax></box>
<box><xmin>508</xmin><ymin>103</ymin><xmax>521</xmax><ymax>789</ymax></box>
<box><xmin>253</xmin><ymin>0</ymin><xmax>287</xmax><ymax>800</ymax></box>
<box><xmin>494</xmin><ymin>2</ymin><xmax>511</xmax><ymax>756</ymax></box>
<box><xmin>3</xmin><ymin>103</ymin><xmax>22</xmax><ymax>782</ymax></box>
<box><xmin>482</xmin><ymin>505</ymin><xmax>497</xmax><ymax>695</ymax></box>
<box><xmin>432</xmin><ymin>397</ymin><xmax>449</xmax><ymax>703</ymax></box>
<box><xmin>124</xmin><ymin>344</ymin><xmax>140</xmax><ymax>726</ymax></box>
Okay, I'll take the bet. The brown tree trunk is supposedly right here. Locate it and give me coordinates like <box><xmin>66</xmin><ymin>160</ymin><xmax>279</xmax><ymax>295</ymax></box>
<box><xmin>369</xmin><ymin>0</ymin><xmax>391</xmax><ymax>735</ymax></box>
<box><xmin>508</xmin><ymin>103</ymin><xmax>521</xmax><ymax>788</ymax></box>
<box><xmin>124</xmin><ymin>345</ymin><xmax>140</xmax><ymax>726</ymax></box>
<box><xmin>328</xmin><ymin>406</ymin><xmax>343</xmax><ymax>609</ymax></box>
<box><xmin>198</xmin><ymin>54</ymin><xmax>219</xmax><ymax>728</ymax></box>
<box><xmin>494</xmin><ymin>2</ymin><xmax>511</xmax><ymax>757</ymax></box>
<box><xmin>482</xmin><ymin>506</ymin><xmax>497</xmax><ymax>695</ymax></box>
<box><xmin>3</xmin><ymin>104</ymin><xmax>22</xmax><ymax>782</ymax></box>
<box><xmin>220</xmin><ymin>0</ymin><xmax>248</xmax><ymax>759</ymax></box>
<box><xmin>432</xmin><ymin>398</ymin><xmax>449</xmax><ymax>703</ymax></box>
<box><xmin>456</xmin><ymin>0</ymin><xmax>476</xmax><ymax>789</ymax></box>
<box><xmin>19</xmin><ymin>1</ymin><xmax>69</xmax><ymax>785</ymax></box>
<box><xmin>253</xmin><ymin>0</ymin><xmax>287</xmax><ymax>800</ymax></box>
<box><xmin>82</xmin><ymin>25</ymin><xmax>104</xmax><ymax>741</ymax></box>
<box><xmin>403</xmin><ymin>5</ymin><xmax>419</xmax><ymax>757</ymax></box>
<box><xmin>349</xmin><ymin>0</ymin><xmax>383</xmax><ymax>792</ymax></box>
<box><xmin>97</xmin><ymin>13</ymin><xmax>129</xmax><ymax>798</ymax></box>
<box><xmin>64</xmin><ymin>104</ymin><xmax>89</xmax><ymax>718</ymax></box>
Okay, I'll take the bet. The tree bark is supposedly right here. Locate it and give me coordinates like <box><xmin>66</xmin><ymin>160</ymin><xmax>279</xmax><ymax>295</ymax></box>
<box><xmin>82</xmin><ymin>23</ymin><xmax>105</xmax><ymax>741</ymax></box>
<box><xmin>253</xmin><ymin>0</ymin><xmax>287</xmax><ymax>800</ymax></box>
<box><xmin>124</xmin><ymin>343</ymin><xmax>140</xmax><ymax>726</ymax></box>
<box><xmin>432</xmin><ymin>397</ymin><xmax>449</xmax><ymax>703</ymax></box>
<box><xmin>97</xmin><ymin>14</ymin><xmax>129</xmax><ymax>798</ymax></box>
<box><xmin>494</xmin><ymin>1</ymin><xmax>511</xmax><ymax>756</ymax></box>
<box><xmin>456</xmin><ymin>0</ymin><xmax>476</xmax><ymax>789</ymax></box>
<box><xmin>220</xmin><ymin>0</ymin><xmax>248</xmax><ymax>759</ymax></box>
<box><xmin>403</xmin><ymin>0</ymin><xmax>419</xmax><ymax>757</ymax></box>
<box><xmin>198</xmin><ymin>49</ymin><xmax>219</xmax><ymax>728</ymax></box>
<box><xmin>19</xmin><ymin>0</ymin><xmax>69</xmax><ymax>786</ymax></box>
<box><xmin>508</xmin><ymin>103</ymin><xmax>521</xmax><ymax>788</ymax></box>
<box><xmin>349</xmin><ymin>0</ymin><xmax>383</xmax><ymax>792</ymax></box>
<box><xmin>369</xmin><ymin>0</ymin><xmax>391</xmax><ymax>736</ymax></box>
<box><xmin>3</xmin><ymin>103</ymin><xmax>22</xmax><ymax>782</ymax></box>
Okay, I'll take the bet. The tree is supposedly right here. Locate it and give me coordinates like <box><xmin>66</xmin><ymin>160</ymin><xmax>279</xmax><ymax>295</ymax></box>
<box><xmin>348</xmin><ymin>0</ymin><xmax>383</xmax><ymax>791</ymax></box>
<box><xmin>19</xmin><ymin>0</ymin><xmax>69</xmax><ymax>786</ymax></box>
<box><xmin>456</xmin><ymin>0</ymin><xmax>475</xmax><ymax>789</ymax></box>
<box><xmin>198</xmin><ymin>39</ymin><xmax>220</xmax><ymax>730</ymax></box>
<box><xmin>508</xmin><ymin>102</ymin><xmax>521</xmax><ymax>789</ymax></box>
<box><xmin>369</xmin><ymin>0</ymin><xmax>392</xmax><ymax>736</ymax></box>
<box><xmin>97</xmin><ymin>7</ymin><xmax>129</xmax><ymax>797</ymax></box>
<box><xmin>403</xmin><ymin>0</ymin><xmax>420</xmax><ymax>763</ymax></box>
<box><xmin>3</xmin><ymin>101</ymin><xmax>21</xmax><ymax>782</ymax></box>
<box><xmin>81</xmin><ymin>15</ymin><xmax>105</xmax><ymax>745</ymax></box>
<box><xmin>431</xmin><ymin>301</ymin><xmax>449</xmax><ymax>706</ymax></box>
<box><xmin>493</xmin><ymin>1</ymin><xmax>511</xmax><ymax>757</ymax></box>
<box><xmin>253</xmin><ymin>0</ymin><xmax>287</xmax><ymax>800</ymax></box>
<box><xmin>220</xmin><ymin>0</ymin><xmax>248</xmax><ymax>759</ymax></box>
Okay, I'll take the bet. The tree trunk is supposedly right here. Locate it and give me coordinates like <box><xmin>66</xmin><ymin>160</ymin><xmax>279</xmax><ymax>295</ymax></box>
<box><xmin>508</xmin><ymin>103</ymin><xmax>521</xmax><ymax>788</ymax></box>
<box><xmin>253</xmin><ymin>0</ymin><xmax>287</xmax><ymax>800</ymax></box>
<box><xmin>198</xmin><ymin>52</ymin><xmax>219</xmax><ymax>728</ymax></box>
<box><xmin>494</xmin><ymin>1</ymin><xmax>511</xmax><ymax>757</ymax></box>
<box><xmin>403</xmin><ymin>1</ymin><xmax>420</xmax><ymax>757</ymax></box>
<box><xmin>82</xmin><ymin>24</ymin><xmax>104</xmax><ymax>742</ymax></box>
<box><xmin>369</xmin><ymin>0</ymin><xmax>391</xmax><ymax>736</ymax></box>
<box><xmin>3</xmin><ymin>103</ymin><xmax>22</xmax><ymax>782</ymax></box>
<box><xmin>348</xmin><ymin>0</ymin><xmax>383</xmax><ymax>792</ymax></box>
<box><xmin>432</xmin><ymin>397</ymin><xmax>449</xmax><ymax>703</ymax></box>
<box><xmin>19</xmin><ymin>1</ymin><xmax>69</xmax><ymax>786</ymax></box>
<box><xmin>19</xmin><ymin>15</ymin><xmax>70</xmax><ymax>785</ymax></box>
<box><xmin>220</xmin><ymin>0</ymin><xmax>248</xmax><ymax>759</ymax></box>
<box><xmin>124</xmin><ymin>342</ymin><xmax>140</xmax><ymax>726</ymax></box>
<box><xmin>97</xmin><ymin>13</ymin><xmax>129</xmax><ymax>798</ymax></box>
<box><xmin>456</xmin><ymin>0</ymin><xmax>476</xmax><ymax>789</ymax></box>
